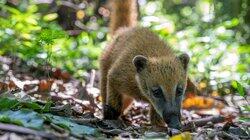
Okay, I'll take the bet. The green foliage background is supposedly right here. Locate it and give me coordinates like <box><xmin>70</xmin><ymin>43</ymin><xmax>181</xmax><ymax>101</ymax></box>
<box><xmin>0</xmin><ymin>0</ymin><xmax>249</xmax><ymax>94</ymax></box>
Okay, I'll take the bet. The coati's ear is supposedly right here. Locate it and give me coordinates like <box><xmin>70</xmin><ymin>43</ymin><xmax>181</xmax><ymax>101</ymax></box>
<box><xmin>178</xmin><ymin>53</ymin><xmax>190</xmax><ymax>70</ymax></box>
<box><xmin>132</xmin><ymin>55</ymin><xmax>148</xmax><ymax>73</ymax></box>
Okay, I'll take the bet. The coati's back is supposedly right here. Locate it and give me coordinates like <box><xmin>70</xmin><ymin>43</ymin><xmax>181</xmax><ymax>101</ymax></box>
<box><xmin>100</xmin><ymin>0</ymin><xmax>190</xmax><ymax>130</ymax></box>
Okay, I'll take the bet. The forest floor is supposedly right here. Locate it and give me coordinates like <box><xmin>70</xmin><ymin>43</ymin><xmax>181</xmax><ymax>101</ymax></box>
<box><xmin>0</xmin><ymin>55</ymin><xmax>249</xmax><ymax>140</ymax></box>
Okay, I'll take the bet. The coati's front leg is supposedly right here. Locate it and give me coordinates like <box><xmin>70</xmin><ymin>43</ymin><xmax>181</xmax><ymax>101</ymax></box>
<box><xmin>150</xmin><ymin>105</ymin><xmax>165</xmax><ymax>126</ymax></box>
<box><xmin>103</xmin><ymin>70</ymin><xmax>122</xmax><ymax>120</ymax></box>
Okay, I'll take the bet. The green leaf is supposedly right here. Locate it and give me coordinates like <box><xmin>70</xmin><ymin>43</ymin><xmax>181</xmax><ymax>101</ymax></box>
<box><xmin>0</xmin><ymin>109</ymin><xmax>44</xmax><ymax>130</ymax></box>
<box><xmin>0</xmin><ymin>4</ymin><xmax>21</xmax><ymax>15</ymax></box>
<box><xmin>0</xmin><ymin>97</ymin><xmax>19</xmax><ymax>109</ymax></box>
<box><xmin>21</xmin><ymin>101</ymin><xmax>42</xmax><ymax>110</ymax></box>
<box><xmin>0</xmin><ymin>97</ymin><xmax>52</xmax><ymax>112</ymax></box>
<box><xmin>239</xmin><ymin>117</ymin><xmax>250</xmax><ymax>123</ymax></box>
<box><xmin>43</xmin><ymin>13</ymin><xmax>58</xmax><ymax>21</ymax></box>
<box><xmin>238</xmin><ymin>45</ymin><xmax>250</xmax><ymax>54</ymax></box>
<box><xmin>231</xmin><ymin>80</ymin><xmax>246</xmax><ymax>97</ymax></box>
<box><xmin>39</xmin><ymin>29</ymin><xmax>66</xmax><ymax>45</ymax></box>
<box><xmin>44</xmin><ymin>114</ymin><xmax>99</xmax><ymax>136</ymax></box>
<box><xmin>0</xmin><ymin>0</ymin><xmax>6</xmax><ymax>4</ymax></box>
<box><xmin>42</xmin><ymin>101</ymin><xmax>52</xmax><ymax>112</ymax></box>
<box><xmin>0</xmin><ymin>115</ymin><xmax>23</xmax><ymax>126</ymax></box>
<box><xmin>223</xmin><ymin>18</ymin><xmax>239</xmax><ymax>28</ymax></box>
<box><xmin>242</xmin><ymin>105</ymin><xmax>250</xmax><ymax>112</ymax></box>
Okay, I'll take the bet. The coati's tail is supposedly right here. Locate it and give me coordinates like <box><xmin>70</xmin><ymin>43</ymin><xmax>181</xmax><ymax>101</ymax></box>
<box><xmin>109</xmin><ymin>0</ymin><xmax>137</xmax><ymax>35</ymax></box>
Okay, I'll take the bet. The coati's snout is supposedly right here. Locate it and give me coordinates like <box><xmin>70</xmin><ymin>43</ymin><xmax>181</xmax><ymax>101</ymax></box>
<box><xmin>150</xmin><ymin>85</ymin><xmax>183</xmax><ymax>129</ymax></box>
<box><xmin>162</xmin><ymin>104</ymin><xmax>182</xmax><ymax>129</ymax></box>
<box><xmin>132</xmin><ymin>53</ymin><xmax>189</xmax><ymax>129</ymax></box>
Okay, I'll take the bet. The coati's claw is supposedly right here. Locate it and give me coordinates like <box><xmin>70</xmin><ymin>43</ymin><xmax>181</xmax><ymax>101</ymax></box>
<box><xmin>103</xmin><ymin>105</ymin><xmax>120</xmax><ymax>120</ymax></box>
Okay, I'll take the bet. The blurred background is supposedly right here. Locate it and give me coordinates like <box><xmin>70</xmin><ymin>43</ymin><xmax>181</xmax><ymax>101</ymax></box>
<box><xmin>0</xmin><ymin>0</ymin><xmax>249</xmax><ymax>96</ymax></box>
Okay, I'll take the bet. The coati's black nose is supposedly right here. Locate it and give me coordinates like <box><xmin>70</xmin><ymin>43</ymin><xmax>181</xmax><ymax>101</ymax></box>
<box><xmin>163</xmin><ymin>110</ymin><xmax>182</xmax><ymax>130</ymax></box>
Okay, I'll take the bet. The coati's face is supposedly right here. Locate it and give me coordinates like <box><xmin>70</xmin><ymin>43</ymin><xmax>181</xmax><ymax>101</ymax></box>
<box><xmin>132</xmin><ymin>54</ymin><xmax>189</xmax><ymax>129</ymax></box>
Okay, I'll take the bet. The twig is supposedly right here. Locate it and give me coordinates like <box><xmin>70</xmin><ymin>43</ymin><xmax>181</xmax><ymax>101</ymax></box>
<box><xmin>67</xmin><ymin>30</ymin><xmax>83</xmax><ymax>36</ymax></box>
<box><xmin>217</xmin><ymin>131</ymin><xmax>240</xmax><ymax>140</ymax></box>
<box><xmin>183</xmin><ymin>115</ymin><xmax>225</xmax><ymax>130</ymax></box>
<box><xmin>51</xmin><ymin>94</ymin><xmax>94</xmax><ymax>112</ymax></box>
<box><xmin>70</xmin><ymin>133</ymin><xmax>88</xmax><ymax>140</ymax></box>
<box><xmin>60</xmin><ymin>1</ymin><xmax>80</xmax><ymax>10</ymax></box>
<box><xmin>84</xmin><ymin>70</ymin><xmax>100</xmax><ymax>111</ymax></box>
<box><xmin>71</xmin><ymin>118</ymin><xmax>100</xmax><ymax>125</ymax></box>
<box><xmin>88</xmin><ymin>69</ymin><xmax>96</xmax><ymax>88</ymax></box>
<box><xmin>50</xmin><ymin>123</ymin><xmax>67</xmax><ymax>133</ymax></box>
<box><xmin>242</xmin><ymin>122</ymin><xmax>250</xmax><ymax>127</ymax></box>
<box><xmin>239</xmin><ymin>135</ymin><xmax>250</xmax><ymax>139</ymax></box>
<box><xmin>98</xmin><ymin>128</ymin><xmax>125</xmax><ymax>136</ymax></box>
<box><xmin>191</xmin><ymin>115</ymin><xmax>224</xmax><ymax>126</ymax></box>
<box><xmin>0</xmin><ymin>123</ymin><xmax>56</xmax><ymax>140</ymax></box>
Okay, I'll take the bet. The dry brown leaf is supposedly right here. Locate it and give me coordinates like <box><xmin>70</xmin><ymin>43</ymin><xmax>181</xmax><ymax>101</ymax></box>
<box><xmin>61</xmin><ymin>71</ymin><xmax>71</xmax><ymax>81</ymax></box>
<box><xmin>0</xmin><ymin>82</ymin><xmax>8</xmax><ymax>91</ymax></box>
<box><xmin>38</xmin><ymin>79</ymin><xmax>54</xmax><ymax>92</ymax></box>
<box><xmin>52</xmin><ymin>68</ymin><xmax>62</xmax><ymax>79</ymax></box>
<box><xmin>52</xmin><ymin>68</ymin><xmax>71</xmax><ymax>81</ymax></box>
<box><xmin>8</xmin><ymin>80</ymin><xmax>18</xmax><ymax>90</ymax></box>
<box><xmin>182</xmin><ymin>95</ymin><xmax>225</xmax><ymax>110</ymax></box>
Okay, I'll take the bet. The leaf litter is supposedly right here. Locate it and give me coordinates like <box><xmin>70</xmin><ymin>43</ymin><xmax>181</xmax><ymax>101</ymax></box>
<box><xmin>0</xmin><ymin>55</ymin><xmax>249</xmax><ymax>139</ymax></box>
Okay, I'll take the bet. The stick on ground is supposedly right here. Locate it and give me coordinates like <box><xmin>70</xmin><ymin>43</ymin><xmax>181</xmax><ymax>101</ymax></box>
<box><xmin>0</xmin><ymin>123</ymin><xmax>57</xmax><ymax>140</ymax></box>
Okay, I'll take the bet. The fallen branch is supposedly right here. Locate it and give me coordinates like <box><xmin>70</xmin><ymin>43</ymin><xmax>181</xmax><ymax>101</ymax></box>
<box><xmin>183</xmin><ymin>115</ymin><xmax>225</xmax><ymax>131</ymax></box>
<box><xmin>71</xmin><ymin>118</ymin><xmax>100</xmax><ymax>125</ymax></box>
<box><xmin>0</xmin><ymin>123</ymin><xmax>57</xmax><ymax>140</ymax></box>
<box><xmin>50</xmin><ymin>123</ymin><xmax>67</xmax><ymax>133</ymax></box>
<box><xmin>51</xmin><ymin>94</ymin><xmax>94</xmax><ymax>113</ymax></box>
<box><xmin>242</xmin><ymin>122</ymin><xmax>250</xmax><ymax>127</ymax></box>
<box><xmin>98</xmin><ymin>128</ymin><xmax>126</xmax><ymax>136</ymax></box>
<box><xmin>192</xmin><ymin>115</ymin><xmax>225</xmax><ymax>126</ymax></box>
<box><xmin>83</xmin><ymin>70</ymin><xmax>100</xmax><ymax>110</ymax></box>
<box><xmin>195</xmin><ymin>129</ymin><xmax>241</xmax><ymax>140</ymax></box>
<box><xmin>216</xmin><ymin>131</ymin><xmax>240</xmax><ymax>140</ymax></box>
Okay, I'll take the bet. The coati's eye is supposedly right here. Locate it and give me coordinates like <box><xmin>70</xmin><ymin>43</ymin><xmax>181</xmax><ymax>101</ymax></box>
<box><xmin>176</xmin><ymin>86</ymin><xmax>183</xmax><ymax>97</ymax></box>
<box><xmin>151</xmin><ymin>86</ymin><xmax>163</xmax><ymax>98</ymax></box>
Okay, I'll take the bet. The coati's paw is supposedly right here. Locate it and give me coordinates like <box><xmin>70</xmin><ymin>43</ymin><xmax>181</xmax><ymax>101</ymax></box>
<box><xmin>103</xmin><ymin>105</ymin><xmax>120</xmax><ymax>120</ymax></box>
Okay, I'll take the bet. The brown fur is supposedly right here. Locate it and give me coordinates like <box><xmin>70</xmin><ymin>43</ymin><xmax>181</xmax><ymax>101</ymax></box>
<box><xmin>100</xmin><ymin>0</ymin><xmax>190</xmax><ymax>127</ymax></box>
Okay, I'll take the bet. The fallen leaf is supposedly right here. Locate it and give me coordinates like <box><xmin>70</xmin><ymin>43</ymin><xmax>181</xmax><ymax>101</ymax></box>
<box><xmin>170</xmin><ymin>132</ymin><xmax>192</xmax><ymax>140</ymax></box>
<box><xmin>8</xmin><ymin>80</ymin><xmax>18</xmax><ymax>90</ymax></box>
<box><xmin>0</xmin><ymin>97</ymin><xmax>19</xmax><ymax>109</ymax></box>
<box><xmin>0</xmin><ymin>109</ymin><xmax>44</xmax><ymax>130</ymax></box>
<box><xmin>144</xmin><ymin>131</ymin><xmax>168</xmax><ymax>138</ymax></box>
<box><xmin>44</xmin><ymin>114</ymin><xmax>99</xmax><ymax>136</ymax></box>
<box><xmin>38</xmin><ymin>79</ymin><xmax>54</xmax><ymax>92</ymax></box>
<box><xmin>76</xmin><ymin>10</ymin><xmax>85</xmax><ymax>20</ymax></box>
<box><xmin>61</xmin><ymin>71</ymin><xmax>71</xmax><ymax>81</ymax></box>
<box><xmin>52</xmin><ymin>68</ymin><xmax>61</xmax><ymax>79</ymax></box>
<box><xmin>182</xmin><ymin>96</ymin><xmax>225</xmax><ymax>110</ymax></box>
<box><xmin>0</xmin><ymin>97</ymin><xmax>51</xmax><ymax>112</ymax></box>
<box><xmin>0</xmin><ymin>82</ymin><xmax>8</xmax><ymax>92</ymax></box>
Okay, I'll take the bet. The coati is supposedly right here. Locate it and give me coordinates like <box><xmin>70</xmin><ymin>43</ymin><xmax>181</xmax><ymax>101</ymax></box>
<box><xmin>100</xmin><ymin>0</ymin><xmax>190</xmax><ymax>129</ymax></box>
